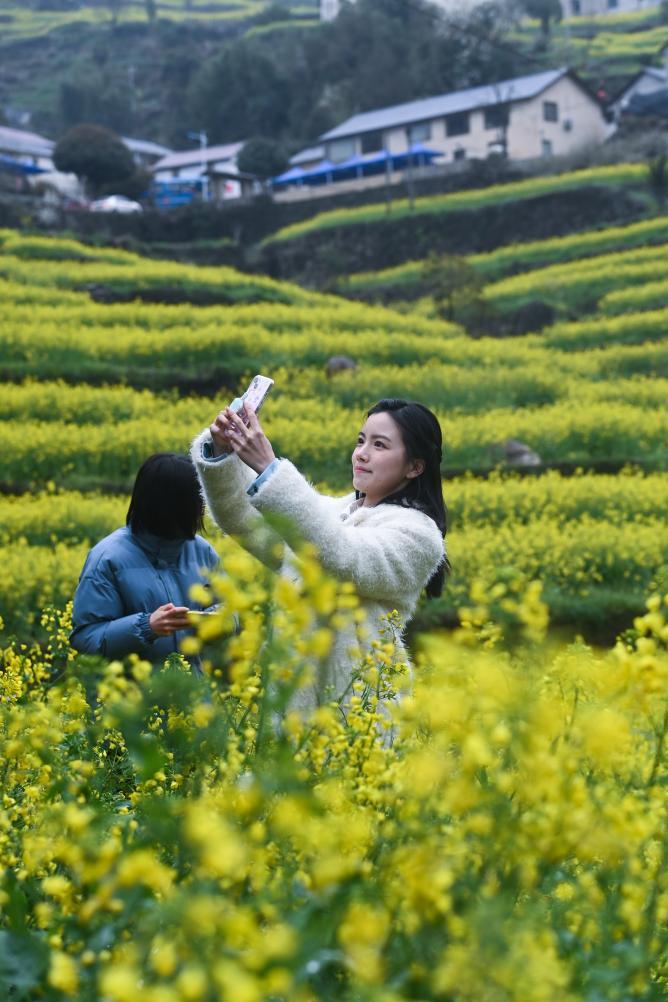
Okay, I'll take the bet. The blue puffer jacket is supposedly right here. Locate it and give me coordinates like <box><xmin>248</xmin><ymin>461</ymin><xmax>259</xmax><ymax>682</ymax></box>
<box><xmin>70</xmin><ymin>526</ymin><xmax>219</xmax><ymax>662</ymax></box>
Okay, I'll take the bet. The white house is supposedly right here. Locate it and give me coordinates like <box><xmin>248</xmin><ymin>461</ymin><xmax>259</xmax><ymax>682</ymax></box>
<box><xmin>561</xmin><ymin>0</ymin><xmax>654</xmax><ymax>15</ymax></box>
<box><xmin>152</xmin><ymin>141</ymin><xmax>245</xmax><ymax>181</ymax></box>
<box><xmin>289</xmin><ymin>144</ymin><xmax>326</xmax><ymax>169</ymax></box>
<box><xmin>122</xmin><ymin>136</ymin><xmax>172</xmax><ymax>169</ymax></box>
<box><xmin>610</xmin><ymin>66</ymin><xmax>668</xmax><ymax>119</ymax></box>
<box><xmin>320</xmin><ymin>0</ymin><xmax>343</xmax><ymax>20</ymax></box>
<box><xmin>316</xmin><ymin>67</ymin><xmax>611</xmax><ymax>168</ymax></box>
<box><xmin>151</xmin><ymin>140</ymin><xmax>251</xmax><ymax>200</ymax></box>
<box><xmin>0</xmin><ymin>126</ymin><xmax>54</xmax><ymax>169</ymax></box>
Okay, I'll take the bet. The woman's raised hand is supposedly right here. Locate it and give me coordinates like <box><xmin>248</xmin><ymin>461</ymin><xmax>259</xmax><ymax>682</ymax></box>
<box><xmin>210</xmin><ymin>404</ymin><xmax>276</xmax><ymax>474</ymax></box>
<box><xmin>210</xmin><ymin>408</ymin><xmax>233</xmax><ymax>457</ymax></box>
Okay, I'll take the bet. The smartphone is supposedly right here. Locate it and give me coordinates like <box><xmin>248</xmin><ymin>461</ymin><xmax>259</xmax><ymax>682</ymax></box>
<box><xmin>230</xmin><ymin>374</ymin><xmax>274</xmax><ymax>423</ymax></box>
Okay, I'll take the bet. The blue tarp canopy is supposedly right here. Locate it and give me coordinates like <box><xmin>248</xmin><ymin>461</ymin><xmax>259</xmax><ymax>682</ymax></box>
<box><xmin>272</xmin><ymin>165</ymin><xmax>307</xmax><ymax>185</ymax></box>
<box><xmin>394</xmin><ymin>143</ymin><xmax>442</xmax><ymax>163</ymax></box>
<box><xmin>272</xmin><ymin>145</ymin><xmax>442</xmax><ymax>188</ymax></box>
<box><xmin>0</xmin><ymin>154</ymin><xmax>45</xmax><ymax>175</ymax></box>
<box><xmin>300</xmin><ymin>159</ymin><xmax>336</xmax><ymax>179</ymax></box>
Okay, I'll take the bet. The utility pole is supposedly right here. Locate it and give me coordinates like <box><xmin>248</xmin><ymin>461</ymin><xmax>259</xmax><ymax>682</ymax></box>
<box><xmin>127</xmin><ymin>65</ymin><xmax>136</xmax><ymax>120</ymax></box>
<box><xmin>384</xmin><ymin>146</ymin><xmax>392</xmax><ymax>215</ymax></box>
<box><xmin>406</xmin><ymin>147</ymin><xmax>415</xmax><ymax>211</ymax></box>
<box><xmin>187</xmin><ymin>129</ymin><xmax>208</xmax><ymax>201</ymax></box>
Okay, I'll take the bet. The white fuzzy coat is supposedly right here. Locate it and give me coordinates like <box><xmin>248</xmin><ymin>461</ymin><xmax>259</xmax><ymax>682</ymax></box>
<box><xmin>191</xmin><ymin>429</ymin><xmax>445</xmax><ymax>707</ymax></box>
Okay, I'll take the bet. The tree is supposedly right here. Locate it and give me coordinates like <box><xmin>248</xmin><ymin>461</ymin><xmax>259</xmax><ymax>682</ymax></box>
<box><xmin>59</xmin><ymin>78</ymin><xmax>133</xmax><ymax>134</ymax></box>
<box><xmin>188</xmin><ymin>40</ymin><xmax>291</xmax><ymax>142</ymax></box>
<box><xmin>144</xmin><ymin>0</ymin><xmax>157</xmax><ymax>22</ymax></box>
<box><xmin>53</xmin><ymin>124</ymin><xmax>135</xmax><ymax>195</ymax></box>
<box><xmin>421</xmin><ymin>252</ymin><xmax>493</xmax><ymax>335</ymax></box>
<box><xmin>104</xmin><ymin>0</ymin><xmax>124</xmax><ymax>24</ymax></box>
<box><xmin>648</xmin><ymin>153</ymin><xmax>668</xmax><ymax>209</ymax></box>
<box><xmin>519</xmin><ymin>0</ymin><xmax>562</xmax><ymax>42</ymax></box>
<box><xmin>237</xmin><ymin>137</ymin><xmax>288</xmax><ymax>180</ymax></box>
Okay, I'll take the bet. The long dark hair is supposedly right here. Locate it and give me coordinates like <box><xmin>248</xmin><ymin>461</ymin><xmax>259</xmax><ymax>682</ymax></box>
<box><xmin>127</xmin><ymin>453</ymin><xmax>205</xmax><ymax>540</ymax></box>
<box><xmin>365</xmin><ymin>398</ymin><xmax>450</xmax><ymax>598</ymax></box>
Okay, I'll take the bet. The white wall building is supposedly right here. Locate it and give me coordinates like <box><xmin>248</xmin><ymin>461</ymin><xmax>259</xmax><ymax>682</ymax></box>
<box><xmin>610</xmin><ymin>66</ymin><xmax>668</xmax><ymax>118</ymax></box>
<box><xmin>0</xmin><ymin>126</ymin><xmax>54</xmax><ymax>169</ymax></box>
<box><xmin>152</xmin><ymin>141</ymin><xmax>245</xmax><ymax>181</ymax></box>
<box><xmin>151</xmin><ymin>141</ymin><xmax>255</xmax><ymax>200</ymax></box>
<box><xmin>317</xmin><ymin>68</ymin><xmax>612</xmax><ymax>168</ymax></box>
<box><xmin>122</xmin><ymin>137</ymin><xmax>172</xmax><ymax>169</ymax></box>
<box><xmin>560</xmin><ymin>0</ymin><xmax>654</xmax><ymax>15</ymax></box>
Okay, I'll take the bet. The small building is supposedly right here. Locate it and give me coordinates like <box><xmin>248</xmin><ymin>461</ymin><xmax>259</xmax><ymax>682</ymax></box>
<box><xmin>316</xmin><ymin>67</ymin><xmax>611</xmax><ymax>169</ymax></box>
<box><xmin>152</xmin><ymin>141</ymin><xmax>245</xmax><ymax>182</ymax></box>
<box><xmin>0</xmin><ymin>125</ymin><xmax>54</xmax><ymax>170</ymax></box>
<box><xmin>320</xmin><ymin>0</ymin><xmax>343</xmax><ymax>19</ymax></box>
<box><xmin>560</xmin><ymin>0</ymin><xmax>654</xmax><ymax>15</ymax></box>
<box><xmin>205</xmin><ymin>163</ymin><xmax>258</xmax><ymax>201</ymax></box>
<box><xmin>610</xmin><ymin>66</ymin><xmax>668</xmax><ymax>119</ymax></box>
<box><xmin>288</xmin><ymin>144</ymin><xmax>326</xmax><ymax>170</ymax></box>
<box><xmin>122</xmin><ymin>136</ymin><xmax>173</xmax><ymax>169</ymax></box>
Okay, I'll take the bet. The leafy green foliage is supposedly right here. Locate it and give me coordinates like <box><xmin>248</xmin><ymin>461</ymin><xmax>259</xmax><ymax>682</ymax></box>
<box><xmin>237</xmin><ymin>136</ymin><xmax>288</xmax><ymax>179</ymax></box>
<box><xmin>53</xmin><ymin>124</ymin><xmax>135</xmax><ymax>194</ymax></box>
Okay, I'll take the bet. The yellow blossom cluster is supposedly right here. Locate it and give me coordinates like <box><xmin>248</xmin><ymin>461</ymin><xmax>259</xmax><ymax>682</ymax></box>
<box><xmin>1</xmin><ymin>544</ymin><xmax>668</xmax><ymax>1001</ymax></box>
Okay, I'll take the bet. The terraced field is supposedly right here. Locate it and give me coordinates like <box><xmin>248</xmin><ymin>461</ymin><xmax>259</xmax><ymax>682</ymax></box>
<box><xmin>0</xmin><ymin>0</ymin><xmax>318</xmax><ymax>41</ymax></box>
<box><xmin>1</xmin><ymin>204</ymin><xmax>666</xmax><ymax>640</ymax></box>
<box><xmin>265</xmin><ymin>164</ymin><xmax>647</xmax><ymax>246</ymax></box>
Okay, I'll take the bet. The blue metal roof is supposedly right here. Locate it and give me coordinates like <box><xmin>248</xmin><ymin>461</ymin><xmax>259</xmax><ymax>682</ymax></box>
<box><xmin>273</xmin><ymin>165</ymin><xmax>307</xmax><ymax>184</ymax></box>
<box><xmin>320</xmin><ymin>68</ymin><xmax>569</xmax><ymax>141</ymax></box>
<box><xmin>0</xmin><ymin>154</ymin><xmax>45</xmax><ymax>175</ymax></box>
<box><xmin>272</xmin><ymin>146</ymin><xmax>440</xmax><ymax>186</ymax></box>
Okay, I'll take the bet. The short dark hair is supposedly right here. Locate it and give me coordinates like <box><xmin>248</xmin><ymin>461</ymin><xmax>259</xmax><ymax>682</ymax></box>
<box><xmin>366</xmin><ymin>399</ymin><xmax>450</xmax><ymax>598</ymax></box>
<box><xmin>126</xmin><ymin>453</ymin><xmax>204</xmax><ymax>540</ymax></box>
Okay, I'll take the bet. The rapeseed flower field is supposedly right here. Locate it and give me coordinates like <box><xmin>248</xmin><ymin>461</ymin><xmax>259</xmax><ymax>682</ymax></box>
<box><xmin>2</xmin><ymin>544</ymin><xmax>668</xmax><ymax>1000</ymax></box>
<box><xmin>1</xmin><ymin>203</ymin><xmax>667</xmax><ymax>998</ymax></box>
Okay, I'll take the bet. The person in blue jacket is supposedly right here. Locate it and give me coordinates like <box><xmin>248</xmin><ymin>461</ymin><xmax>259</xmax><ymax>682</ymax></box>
<box><xmin>70</xmin><ymin>452</ymin><xmax>219</xmax><ymax>663</ymax></box>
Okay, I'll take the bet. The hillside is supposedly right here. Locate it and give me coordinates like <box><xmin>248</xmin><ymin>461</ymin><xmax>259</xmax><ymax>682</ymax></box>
<box><xmin>3</xmin><ymin>0</ymin><xmax>668</xmax><ymax>155</ymax></box>
<box><xmin>0</xmin><ymin>0</ymin><xmax>317</xmax><ymax>145</ymax></box>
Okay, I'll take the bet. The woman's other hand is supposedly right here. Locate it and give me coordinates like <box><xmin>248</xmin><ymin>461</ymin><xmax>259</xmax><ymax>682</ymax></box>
<box><xmin>211</xmin><ymin>404</ymin><xmax>276</xmax><ymax>474</ymax></box>
<box><xmin>149</xmin><ymin>603</ymin><xmax>192</xmax><ymax>636</ymax></box>
<box><xmin>210</xmin><ymin>410</ymin><xmax>233</xmax><ymax>458</ymax></box>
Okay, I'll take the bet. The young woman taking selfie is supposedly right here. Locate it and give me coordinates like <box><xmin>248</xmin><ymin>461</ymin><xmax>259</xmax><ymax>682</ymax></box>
<box><xmin>191</xmin><ymin>397</ymin><xmax>449</xmax><ymax>707</ymax></box>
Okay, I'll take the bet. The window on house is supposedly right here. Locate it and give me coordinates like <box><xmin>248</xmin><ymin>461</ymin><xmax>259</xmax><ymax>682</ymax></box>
<box><xmin>484</xmin><ymin>105</ymin><xmax>510</xmax><ymax>130</ymax></box>
<box><xmin>406</xmin><ymin>122</ymin><xmax>431</xmax><ymax>145</ymax></box>
<box><xmin>445</xmin><ymin>111</ymin><xmax>470</xmax><ymax>137</ymax></box>
<box><xmin>608</xmin><ymin>0</ymin><xmax>618</xmax><ymax>7</ymax></box>
<box><xmin>543</xmin><ymin>100</ymin><xmax>559</xmax><ymax>122</ymax></box>
<box><xmin>361</xmin><ymin>130</ymin><xmax>384</xmax><ymax>154</ymax></box>
<box><xmin>453</xmin><ymin>147</ymin><xmax>466</xmax><ymax>161</ymax></box>
<box><xmin>542</xmin><ymin>139</ymin><xmax>553</xmax><ymax>157</ymax></box>
<box><xmin>327</xmin><ymin>137</ymin><xmax>356</xmax><ymax>163</ymax></box>
<box><xmin>571</xmin><ymin>0</ymin><xmax>581</xmax><ymax>12</ymax></box>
